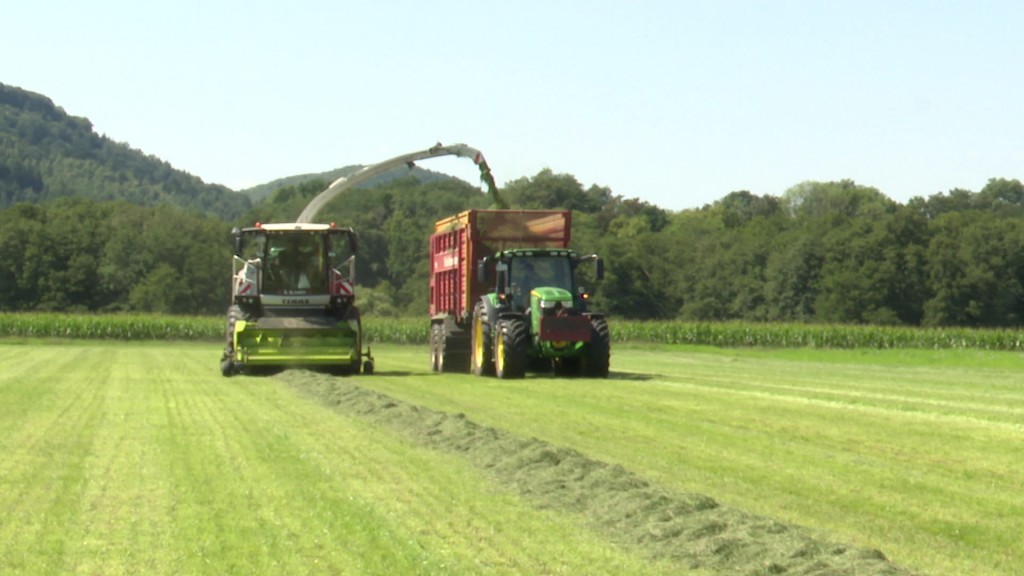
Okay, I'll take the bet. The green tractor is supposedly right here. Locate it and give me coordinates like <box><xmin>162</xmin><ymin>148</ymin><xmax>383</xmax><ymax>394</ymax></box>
<box><xmin>220</xmin><ymin>222</ymin><xmax>373</xmax><ymax>376</ymax></box>
<box><xmin>470</xmin><ymin>248</ymin><xmax>608</xmax><ymax>378</ymax></box>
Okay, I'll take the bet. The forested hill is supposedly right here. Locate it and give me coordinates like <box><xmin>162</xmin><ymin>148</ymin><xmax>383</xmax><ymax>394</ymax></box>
<box><xmin>238</xmin><ymin>163</ymin><xmax>464</xmax><ymax>204</ymax></box>
<box><xmin>0</xmin><ymin>82</ymin><xmax>250</xmax><ymax>220</ymax></box>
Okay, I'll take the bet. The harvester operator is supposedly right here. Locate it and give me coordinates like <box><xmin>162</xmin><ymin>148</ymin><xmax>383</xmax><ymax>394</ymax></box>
<box><xmin>267</xmin><ymin>235</ymin><xmax>323</xmax><ymax>292</ymax></box>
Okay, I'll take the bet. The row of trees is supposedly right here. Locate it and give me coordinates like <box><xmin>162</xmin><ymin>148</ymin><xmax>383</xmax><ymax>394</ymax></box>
<box><xmin>244</xmin><ymin>169</ymin><xmax>1024</xmax><ymax>328</ymax></box>
<box><xmin>0</xmin><ymin>198</ymin><xmax>228</xmax><ymax>313</ymax></box>
<box><xmin>1</xmin><ymin>155</ymin><xmax>1022</xmax><ymax>327</ymax></box>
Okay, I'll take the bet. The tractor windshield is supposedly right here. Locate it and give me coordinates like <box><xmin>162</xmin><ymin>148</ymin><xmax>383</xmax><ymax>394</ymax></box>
<box><xmin>510</xmin><ymin>256</ymin><xmax>572</xmax><ymax>308</ymax></box>
<box><xmin>263</xmin><ymin>233</ymin><xmax>327</xmax><ymax>294</ymax></box>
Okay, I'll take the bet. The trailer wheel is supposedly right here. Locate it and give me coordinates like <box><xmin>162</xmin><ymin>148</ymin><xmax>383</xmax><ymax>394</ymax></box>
<box><xmin>430</xmin><ymin>324</ymin><xmax>442</xmax><ymax>372</ymax></box>
<box><xmin>471</xmin><ymin>303</ymin><xmax>494</xmax><ymax>376</ymax></box>
<box><xmin>582</xmin><ymin>317</ymin><xmax>610</xmax><ymax>378</ymax></box>
<box><xmin>437</xmin><ymin>325</ymin><xmax>470</xmax><ymax>373</ymax></box>
<box><xmin>495</xmin><ymin>317</ymin><xmax>527</xmax><ymax>379</ymax></box>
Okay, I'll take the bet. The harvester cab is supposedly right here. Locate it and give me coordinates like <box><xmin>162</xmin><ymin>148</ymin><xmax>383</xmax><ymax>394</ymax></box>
<box><xmin>220</xmin><ymin>222</ymin><xmax>373</xmax><ymax>376</ymax></box>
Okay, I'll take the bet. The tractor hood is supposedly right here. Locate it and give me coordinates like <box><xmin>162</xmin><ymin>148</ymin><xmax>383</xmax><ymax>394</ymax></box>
<box><xmin>531</xmin><ymin>286</ymin><xmax>576</xmax><ymax>311</ymax></box>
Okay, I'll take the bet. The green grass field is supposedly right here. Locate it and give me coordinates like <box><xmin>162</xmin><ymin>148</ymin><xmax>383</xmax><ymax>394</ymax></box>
<box><xmin>2</xmin><ymin>340</ymin><xmax>1022</xmax><ymax>574</ymax></box>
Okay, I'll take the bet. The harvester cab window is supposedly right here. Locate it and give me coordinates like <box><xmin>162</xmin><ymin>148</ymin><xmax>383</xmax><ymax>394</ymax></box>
<box><xmin>327</xmin><ymin>233</ymin><xmax>356</xmax><ymax>276</ymax></box>
<box><xmin>265</xmin><ymin>234</ymin><xmax>326</xmax><ymax>294</ymax></box>
<box><xmin>240</xmin><ymin>234</ymin><xmax>266</xmax><ymax>262</ymax></box>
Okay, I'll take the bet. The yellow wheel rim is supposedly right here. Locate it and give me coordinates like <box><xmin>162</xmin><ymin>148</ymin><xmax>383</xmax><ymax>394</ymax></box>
<box><xmin>495</xmin><ymin>328</ymin><xmax>504</xmax><ymax>374</ymax></box>
<box><xmin>473</xmin><ymin>316</ymin><xmax>484</xmax><ymax>369</ymax></box>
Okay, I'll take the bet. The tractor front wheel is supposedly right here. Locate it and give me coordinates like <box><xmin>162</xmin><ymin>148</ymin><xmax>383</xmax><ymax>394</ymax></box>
<box><xmin>495</xmin><ymin>317</ymin><xmax>528</xmax><ymax>379</ymax></box>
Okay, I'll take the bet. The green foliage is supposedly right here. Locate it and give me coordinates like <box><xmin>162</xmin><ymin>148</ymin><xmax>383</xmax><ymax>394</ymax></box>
<box><xmin>613</xmin><ymin>320</ymin><xmax>1024</xmax><ymax>350</ymax></box>
<box><xmin>0</xmin><ymin>312</ymin><xmax>222</xmax><ymax>339</ymax></box>
<box><xmin>9</xmin><ymin>312</ymin><xmax>1024</xmax><ymax>353</ymax></box>
<box><xmin>4</xmin><ymin>80</ymin><xmax>1024</xmax><ymax>328</ymax></box>
<box><xmin>0</xmin><ymin>198</ymin><xmax>231</xmax><ymax>314</ymax></box>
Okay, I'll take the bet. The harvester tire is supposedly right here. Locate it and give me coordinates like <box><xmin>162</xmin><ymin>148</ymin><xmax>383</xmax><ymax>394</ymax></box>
<box><xmin>495</xmin><ymin>317</ymin><xmax>528</xmax><ymax>379</ymax></box>
<box><xmin>221</xmin><ymin>305</ymin><xmax>244</xmax><ymax>377</ymax></box>
<box><xmin>220</xmin><ymin>356</ymin><xmax>236</xmax><ymax>377</ymax></box>
<box><xmin>582</xmin><ymin>317</ymin><xmax>610</xmax><ymax>378</ymax></box>
<box><xmin>471</xmin><ymin>303</ymin><xmax>495</xmax><ymax>376</ymax></box>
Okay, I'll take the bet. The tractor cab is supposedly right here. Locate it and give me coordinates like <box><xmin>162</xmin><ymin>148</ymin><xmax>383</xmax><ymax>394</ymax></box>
<box><xmin>484</xmin><ymin>248</ymin><xmax>603</xmax><ymax>314</ymax></box>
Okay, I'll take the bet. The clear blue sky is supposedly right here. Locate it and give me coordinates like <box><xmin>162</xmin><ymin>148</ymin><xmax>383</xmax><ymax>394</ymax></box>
<box><xmin>4</xmin><ymin>1</ymin><xmax>1021</xmax><ymax>211</ymax></box>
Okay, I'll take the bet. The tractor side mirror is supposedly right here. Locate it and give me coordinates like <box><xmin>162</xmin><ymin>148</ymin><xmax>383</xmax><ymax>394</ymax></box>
<box><xmin>346</xmin><ymin>230</ymin><xmax>359</xmax><ymax>255</ymax></box>
<box><xmin>594</xmin><ymin>257</ymin><xmax>605</xmax><ymax>280</ymax></box>
<box><xmin>231</xmin><ymin>228</ymin><xmax>243</xmax><ymax>257</ymax></box>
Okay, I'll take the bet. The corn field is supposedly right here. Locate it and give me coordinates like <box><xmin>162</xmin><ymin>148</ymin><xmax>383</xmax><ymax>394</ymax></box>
<box><xmin>2</xmin><ymin>313</ymin><xmax>1024</xmax><ymax>350</ymax></box>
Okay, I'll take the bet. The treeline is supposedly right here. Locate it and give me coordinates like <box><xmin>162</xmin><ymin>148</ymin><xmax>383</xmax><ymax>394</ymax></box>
<box><xmin>3</xmin><ymin>170</ymin><xmax>1023</xmax><ymax>328</ymax></box>
<box><xmin>251</xmin><ymin>169</ymin><xmax>1024</xmax><ymax>328</ymax></box>
<box><xmin>0</xmin><ymin>198</ymin><xmax>229</xmax><ymax>314</ymax></box>
<box><xmin>586</xmin><ymin>177</ymin><xmax>1024</xmax><ymax>327</ymax></box>
<box><xmin>0</xmin><ymin>83</ymin><xmax>251</xmax><ymax>220</ymax></box>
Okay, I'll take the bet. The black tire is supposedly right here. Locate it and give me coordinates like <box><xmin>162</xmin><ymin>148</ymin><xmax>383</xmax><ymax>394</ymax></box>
<box><xmin>221</xmin><ymin>305</ymin><xmax>244</xmax><ymax>376</ymax></box>
<box><xmin>582</xmin><ymin>317</ymin><xmax>610</xmax><ymax>378</ymax></box>
<box><xmin>471</xmin><ymin>303</ymin><xmax>494</xmax><ymax>376</ymax></box>
<box><xmin>438</xmin><ymin>325</ymin><xmax>470</xmax><ymax>373</ymax></box>
<box><xmin>220</xmin><ymin>356</ymin><xmax>236</xmax><ymax>377</ymax></box>
<box><xmin>495</xmin><ymin>317</ymin><xmax>528</xmax><ymax>379</ymax></box>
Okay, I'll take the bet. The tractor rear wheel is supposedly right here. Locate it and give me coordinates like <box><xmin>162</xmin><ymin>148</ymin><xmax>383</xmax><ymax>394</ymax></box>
<box><xmin>582</xmin><ymin>317</ymin><xmax>610</xmax><ymax>378</ymax></box>
<box><xmin>495</xmin><ymin>317</ymin><xmax>528</xmax><ymax>379</ymax></box>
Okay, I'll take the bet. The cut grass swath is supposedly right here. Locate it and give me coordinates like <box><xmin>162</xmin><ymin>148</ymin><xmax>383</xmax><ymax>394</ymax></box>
<box><xmin>355</xmin><ymin>343</ymin><xmax>1024</xmax><ymax>576</ymax></box>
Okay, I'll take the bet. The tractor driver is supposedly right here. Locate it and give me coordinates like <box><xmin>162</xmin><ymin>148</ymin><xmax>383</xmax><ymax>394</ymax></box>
<box><xmin>514</xmin><ymin>259</ymin><xmax>543</xmax><ymax>308</ymax></box>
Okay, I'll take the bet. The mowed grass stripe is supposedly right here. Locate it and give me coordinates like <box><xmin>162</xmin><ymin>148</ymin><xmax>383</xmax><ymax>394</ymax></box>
<box><xmin>0</xmin><ymin>346</ymin><xmax>110</xmax><ymax>573</ymax></box>
<box><xmin>63</xmin><ymin>348</ymin><xmax>178</xmax><ymax>574</ymax></box>
<box><xmin>668</xmin><ymin>351</ymin><xmax>1024</xmax><ymax>426</ymax></box>
<box><xmin>359</xmin><ymin>344</ymin><xmax>1024</xmax><ymax>576</ymax></box>
<box><xmin>0</xmin><ymin>342</ymin><xmax>684</xmax><ymax>576</ymax></box>
<box><xmin>151</xmin><ymin>353</ymin><xmax>434</xmax><ymax>575</ymax></box>
<box><xmin>251</xmin><ymin>374</ymin><xmax>687</xmax><ymax>575</ymax></box>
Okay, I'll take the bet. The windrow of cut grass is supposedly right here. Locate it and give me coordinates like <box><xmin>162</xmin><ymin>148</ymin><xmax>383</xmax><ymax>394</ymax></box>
<box><xmin>355</xmin><ymin>343</ymin><xmax>1024</xmax><ymax>576</ymax></box>
<box><xmin>5</xmin><ymin>312</ymin><xmax>1024</xmax><ymax>350</ymax></box>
